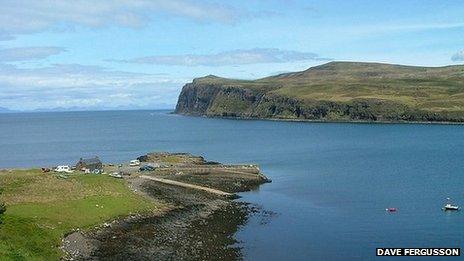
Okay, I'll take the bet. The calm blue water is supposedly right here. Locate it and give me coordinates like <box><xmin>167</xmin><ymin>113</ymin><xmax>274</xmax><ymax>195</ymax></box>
<box><xmin>1</xmin><ymin>110</ymin><xmax>463</xmax><ymax>260</ymax></box>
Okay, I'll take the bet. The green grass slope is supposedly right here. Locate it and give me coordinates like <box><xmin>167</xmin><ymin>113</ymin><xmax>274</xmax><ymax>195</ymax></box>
<box><xmin>177</xmin><ymin>62</ymin><xmax>464</xmax><ymax>122</ymax></box>
<box><xmin>0</xmin><ymin>169</ymin><xmax>161</xmax><ymax>260</ymax></box>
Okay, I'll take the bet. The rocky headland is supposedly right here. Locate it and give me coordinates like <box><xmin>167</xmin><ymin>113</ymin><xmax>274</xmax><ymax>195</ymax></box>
<box><xmin>175</xmin><ymin>62</ymin><xmax>464</xmax><ymax>123</ymax></box>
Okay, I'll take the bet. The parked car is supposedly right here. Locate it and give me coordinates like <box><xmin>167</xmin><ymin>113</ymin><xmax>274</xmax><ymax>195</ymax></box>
<box><xmin>129</xmin><ymin>160</ymin><xmax>140</xmax><ymax>166</ymax></box>
<box><xmin>55</xmin><ymin>165</ymin><xmax>72</xmax><ymax>173</ymax></box>
<box><xmin>139</xmin><ymin>165</ymin><xmax>155</xmax><ymax>172</ymax></box>
<box><xmin>109</xmin><ymin>172</ymin><xmax>123</xmax><ymax>179</ymax></box>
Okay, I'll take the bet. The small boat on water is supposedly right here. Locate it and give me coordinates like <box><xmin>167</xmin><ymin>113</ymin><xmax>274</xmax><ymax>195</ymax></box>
<box><xmin>386</xmin><ymin>207</ymin><xmax>397</xmax><ymax>212</ymax></box>
<box><xmin>443</xmin><ymin>203</ymin><xmax>459</xmax><ymax>211</ymax></box>
<box><xmin>443</xmin><ymin>198</ymin><xmax>459</xmax><ymax>211</ymax></box>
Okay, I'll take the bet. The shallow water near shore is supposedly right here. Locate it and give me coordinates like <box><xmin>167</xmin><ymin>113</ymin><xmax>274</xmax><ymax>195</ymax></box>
<box><xmin>1</xmin><ymin>110</ymin><xmax>464</xmax><ymax>260</ymax></box>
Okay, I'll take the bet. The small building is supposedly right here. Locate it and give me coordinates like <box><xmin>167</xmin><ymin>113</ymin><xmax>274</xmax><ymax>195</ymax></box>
<box><xmin>76</xmin><ymin>156</ymin><xmax>103</xmax><ymax>171</ymax></box>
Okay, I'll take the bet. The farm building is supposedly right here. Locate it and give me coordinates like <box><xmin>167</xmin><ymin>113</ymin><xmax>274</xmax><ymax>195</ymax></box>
<box><xmin>75</xmin><ymin>157</ymin><xmax>103</xmax><ymax>171</ymax></box>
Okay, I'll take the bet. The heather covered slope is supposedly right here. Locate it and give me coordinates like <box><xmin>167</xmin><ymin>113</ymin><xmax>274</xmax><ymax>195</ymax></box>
<box><xmin>175</xmin><ymin>62</ymin><xmax>464</xmax><ymax>123</ymax></box>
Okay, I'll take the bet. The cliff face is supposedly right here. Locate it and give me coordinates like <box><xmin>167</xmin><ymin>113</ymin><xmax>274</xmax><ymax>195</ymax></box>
<box><xmin>175</xmin><ymin>81</ymin><xmax>263</xmax><ymax>117</ymax></box>
<box><xmin>175</xmin><ymin>81</ymin><xmax>454</xmax><ymax>122</ymax></box>
<box><xmin>175</xmin><ymin>62</ymin><xmax>464</xmax><ymax>123</ymax></box>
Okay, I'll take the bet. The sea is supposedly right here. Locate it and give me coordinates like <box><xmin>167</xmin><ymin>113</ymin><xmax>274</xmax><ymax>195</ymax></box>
<box><xmin>1</xmin><ymin>110</ymin><xmax>463</xmax><ymax>260</ymax></box>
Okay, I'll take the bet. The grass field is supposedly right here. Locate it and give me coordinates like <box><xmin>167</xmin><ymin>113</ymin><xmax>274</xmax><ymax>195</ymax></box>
<box><xmin>0</xmin><ymin>169</ymin><xmax>160</xmax><ymax>260</ymax></box>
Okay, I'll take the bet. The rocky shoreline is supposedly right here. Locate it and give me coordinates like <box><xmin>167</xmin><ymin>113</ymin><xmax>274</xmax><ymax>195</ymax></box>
<box><xmin>62</xmin><ymin>152</ymin><xmax>271</xmax><ymax>260</ymax></box>
<box><xmin>176</xmin><ymin>112</ymin><xmax>464</xmax><ymax>125</ymax></box>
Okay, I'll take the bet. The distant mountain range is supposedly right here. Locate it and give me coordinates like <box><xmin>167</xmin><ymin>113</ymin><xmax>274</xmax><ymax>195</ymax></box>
<box><xmin>175</xmin><ymin>61</ymin><xmax>464</xmax><ymax>123</ymax></box>
<box><xmin>31</xmin><ymin>106</ymin><xmax>111</xmax><ymax>112</ymax></box>
<box><xmin>0</xmin><ymin>106</ymin><xmax>174</xmax><ymax>113</ymax></box>
<box><xmin>0</xmin><ymin>107</ymin><xmax>15</xmax><ymax>113</ymax></box>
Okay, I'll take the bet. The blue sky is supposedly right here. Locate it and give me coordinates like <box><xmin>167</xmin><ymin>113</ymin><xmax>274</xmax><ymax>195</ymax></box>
<box><xmin>1</xmin><ymin>0</ymin><xmax>463</xmax><ymax>111</ymax></box>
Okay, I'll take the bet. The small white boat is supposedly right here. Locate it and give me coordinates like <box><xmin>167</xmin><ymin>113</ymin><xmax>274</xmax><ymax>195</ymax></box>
<box><xmin>443</xmin><ymin>203</ymin><xmax>459</xmax><ymax>211</ymax></box>
<box><xmin>443</xmin><ymin>198</ymin><xmax>459</xmax><ymax>211</ymax></box>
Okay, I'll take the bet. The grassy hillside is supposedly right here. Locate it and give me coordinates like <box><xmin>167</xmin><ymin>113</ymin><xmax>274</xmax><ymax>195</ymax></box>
<box><xmin>176</xmin><ymin>62</ymin><xmax>464</xmax><ymax>122</ymax></box>
<box><xmin>0</xmin><ymin>169</ymin><xmax>160</xmax><ymax>260</ymax></box>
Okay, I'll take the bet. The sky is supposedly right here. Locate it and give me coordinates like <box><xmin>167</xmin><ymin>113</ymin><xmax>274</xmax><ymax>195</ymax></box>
<box><xmin>1</xmin><ymin>0</ymin><xmax>463</xmax><ymax>111</ymax></box>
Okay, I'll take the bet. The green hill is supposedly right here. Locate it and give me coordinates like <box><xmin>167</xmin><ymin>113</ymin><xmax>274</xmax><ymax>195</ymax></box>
<box><xmin>175</xmin><ymin>62</ymin><xmax>464</xmax><ymax>123</ymax></box>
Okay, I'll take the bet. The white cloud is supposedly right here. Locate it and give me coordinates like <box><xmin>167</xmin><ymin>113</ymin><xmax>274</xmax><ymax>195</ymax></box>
<box><xmin>0</xmin><ymin>47</ymin><xmax>65</xmax><ymax>62</ymax></box>
<box><xmin>0</xmin><ymin>0</ymin><xmax>242</xmax><ymax>39</ymax></box>
<box><xmin>337</xmin><ymin>22</ymin><xmax>464</xmax><ymax>38</ymax></box>
<box><xmin>451</xmin><ymin>50</ymin><xmax>464</xmax><ymax>62</ymax></box>
<box><xmin>111</xmin><ymin>48</ymin><xmax>330</xmax><ymax>66</ymax></box>
<box><xmin>0</xmin><ymin>63</ymin><xmax>186</xmax><ymax>110</ymax></box>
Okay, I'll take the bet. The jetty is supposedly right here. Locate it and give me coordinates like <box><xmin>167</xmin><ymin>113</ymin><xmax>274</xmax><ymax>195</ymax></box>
<box><xmin>140</xmin><ymin>175</ymin><xmax>238</xmax><ymax>199</ymax></box>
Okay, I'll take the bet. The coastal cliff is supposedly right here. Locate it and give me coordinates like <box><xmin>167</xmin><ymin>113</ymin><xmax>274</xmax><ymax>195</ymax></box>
<box><xmin>175</xmin><ymin>62</ymin><xmax>464</xmax><ymax>123</ymax></box>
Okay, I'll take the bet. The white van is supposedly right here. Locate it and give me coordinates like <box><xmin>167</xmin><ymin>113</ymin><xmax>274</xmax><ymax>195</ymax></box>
<box><xmin>129</xmin><ymin>160</ymin><xmax>140</xmax><ymax>166</ymax></box>
<box><xmin>55</xmin><ymin>165</ymin><xmax>72</xmax><ymax>173</ymax></box>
